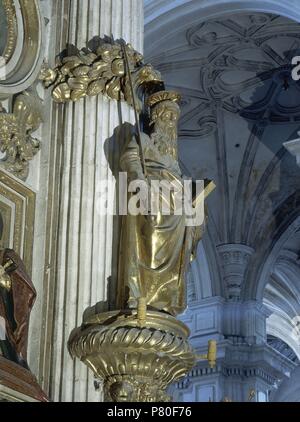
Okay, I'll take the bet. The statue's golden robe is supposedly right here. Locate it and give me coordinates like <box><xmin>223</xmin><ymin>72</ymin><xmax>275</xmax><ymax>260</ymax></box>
<box><xmin>117</xmin><ymin>134</ymin><xmax>196</xmax><ymax>316</ymax></box>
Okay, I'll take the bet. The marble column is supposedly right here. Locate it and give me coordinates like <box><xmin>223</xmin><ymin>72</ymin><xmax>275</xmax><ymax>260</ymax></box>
<box><xmin>28</xmin><ymin>0</ymin><xmax>143</xmax><ymax>402</ymax></box>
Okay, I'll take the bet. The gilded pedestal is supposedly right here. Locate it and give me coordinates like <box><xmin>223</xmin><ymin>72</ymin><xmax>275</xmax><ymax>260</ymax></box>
<box><xmin>68</xmin><ymin>310</ymin><xmax>196</xmax><ymax>402</ymax></box>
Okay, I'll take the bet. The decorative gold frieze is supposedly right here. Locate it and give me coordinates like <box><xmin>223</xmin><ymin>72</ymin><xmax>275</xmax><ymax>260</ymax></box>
<box><xmin>68</xmin><ymin>310</ymin><xmax>196</xmax><ymax>402</ymax></box>
<box><xmin>42</xmin><ymin>41</ymin><xmax>162</xmax><ymax>109</ymax></box>
<box><xmin>0</xmin><ymin>91</ymin><xmax>42</xmax><ymax>180</ymax></box>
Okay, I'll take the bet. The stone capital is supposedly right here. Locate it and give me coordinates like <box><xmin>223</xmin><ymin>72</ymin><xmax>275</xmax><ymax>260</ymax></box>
<box><xmin>217</xmin><ymin>243</ymin><xmax>255</xmax><ymax>300</ymax></box>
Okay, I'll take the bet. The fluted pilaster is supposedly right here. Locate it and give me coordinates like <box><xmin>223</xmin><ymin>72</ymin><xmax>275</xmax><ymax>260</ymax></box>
<box><xmin>35</xmin><ymin>0</ymin><xmax>143</xmax><ymax>402</ymax></box>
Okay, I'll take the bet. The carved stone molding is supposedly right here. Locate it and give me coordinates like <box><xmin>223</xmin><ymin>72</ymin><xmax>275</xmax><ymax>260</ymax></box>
<box><xmin>0</xmin><ymin>356</ymin><xmax>48</xmax><ymax>402</ymax></box>
<box><xmin>217</xmin><ymin>244</ymin><xmax>255</xmax><ymax>299</ymax></box>
<box><xmin>0</xmin><ymin>0</ymin><xmax>43</xmax><ymax>96</ymax></box>
<box><xmin>267</xmin><ymin>335</ymin><xmax>299</xmax><ymax>364</ymax></box>
<box><xmin>0</xmin><ymin>168</ymin><xmax>35</xmax><ymax>274</ymax></box>
<box><xmin>0</xmin><ymin>90</ymin><xmax>42</xmax><ymax>180</ymax></box>
<box><xmin>174</xmin><ymin>339</ymin><xmax>295</xmax><ymax>402</ymax></box>
<box><xmin>1</xmin><ymin>0</ymin><xmax>17</xmax><ymax>63</ymax></box>
<box><xmin>68</xmin><ymin>310</ymin><xmax>196</xmax><ymax>402</ymax></box>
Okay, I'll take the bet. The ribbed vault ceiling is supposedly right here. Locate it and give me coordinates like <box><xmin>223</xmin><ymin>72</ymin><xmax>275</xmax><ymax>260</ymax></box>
<box><xmin>145</xmin><ymin>9</ymin><xmax>300</xmax><ymax>355</ymax></box>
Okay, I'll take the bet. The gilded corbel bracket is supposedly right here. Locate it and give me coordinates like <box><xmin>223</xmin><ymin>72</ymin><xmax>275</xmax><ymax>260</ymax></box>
<box><xmin>41</xmin><ymin>40</ymin><xmax>162</xmax><ymax>111</ymax></box>
<box><xmin>0</xmin><ymin>91</ymin><xmax>43</xmax><ymax>180</ymax></box>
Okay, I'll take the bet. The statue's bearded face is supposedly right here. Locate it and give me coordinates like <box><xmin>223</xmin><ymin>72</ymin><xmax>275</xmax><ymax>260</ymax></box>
<box><xmin>151</xmin><ymin>101</ymin><xmax>180</xmax><ymax>160</ymax></box>
<box><xmin>151</xmin><ymin>100</ymin><xmax>180</xmax><ymax>160</ymax></box>
<box><xmin>152</xmin><ymin>101</ymin><xmax>180</xmax><ymax>141</ymax></box>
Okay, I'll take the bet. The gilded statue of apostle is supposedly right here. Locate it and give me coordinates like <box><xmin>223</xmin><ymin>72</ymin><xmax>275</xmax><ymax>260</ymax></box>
<box><xmin>117</xmin><ymin>91</ymin><xmax>201</xmax><ymax>316</ymax></box>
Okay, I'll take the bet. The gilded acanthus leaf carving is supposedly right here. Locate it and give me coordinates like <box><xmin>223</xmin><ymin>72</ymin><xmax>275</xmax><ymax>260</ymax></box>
<box><xmin>42</xmin><ymin>41</ymin><xmax>162</xmax><ymax>109</ymax></box>
<box><xmin>0</xmin><ymin>91</ymin><xmax>43</xmax><ymax>180</ymax></box>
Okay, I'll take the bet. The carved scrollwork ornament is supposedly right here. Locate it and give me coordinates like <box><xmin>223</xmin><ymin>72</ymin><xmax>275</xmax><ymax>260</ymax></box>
<box><xmin>0</xmin><ymin>91</ymin><xmax>43</xmax><ymax>180</ymax></box>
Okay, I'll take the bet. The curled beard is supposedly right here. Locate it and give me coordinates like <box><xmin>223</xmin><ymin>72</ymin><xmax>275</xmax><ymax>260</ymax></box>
<box><xmin>152</xmin><ymin>124</ymin><xmax>178</xmax><ymax>160</ymax></box>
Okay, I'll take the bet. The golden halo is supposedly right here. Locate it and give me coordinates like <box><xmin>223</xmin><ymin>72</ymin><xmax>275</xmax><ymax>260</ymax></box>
<box><xmin>147</xmin><ymin>90</ymin><xmax>181</xmax><ymax>107</ymax></box>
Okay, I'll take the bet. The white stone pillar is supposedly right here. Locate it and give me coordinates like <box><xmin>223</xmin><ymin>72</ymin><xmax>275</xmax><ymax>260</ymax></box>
<box><xmin>39</xmin><ymin>0</ymin><xmax>143</xmax><ymax>402</ymax></box>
